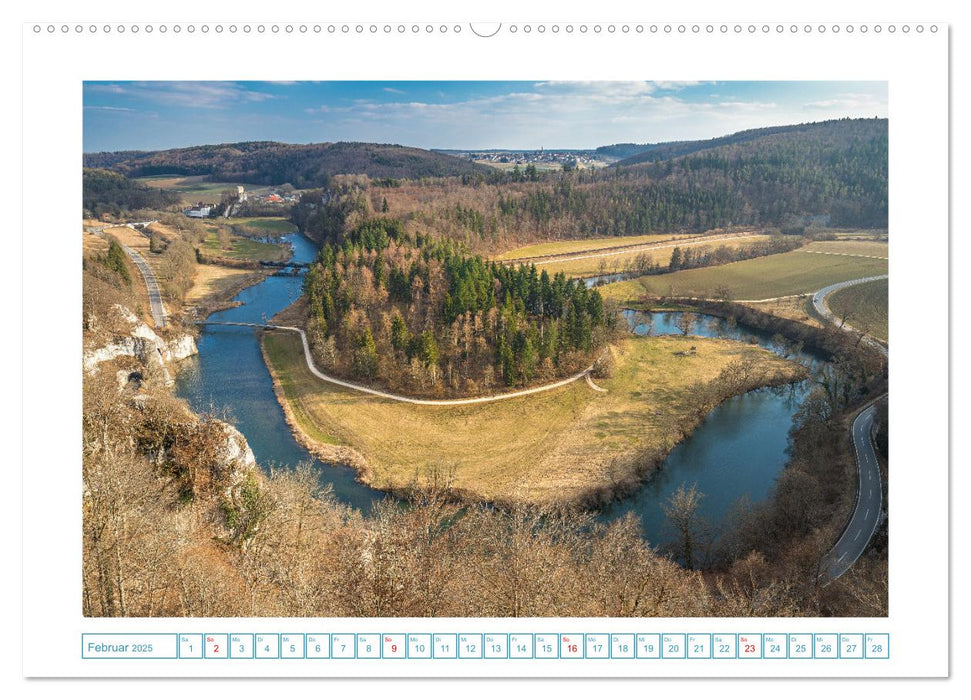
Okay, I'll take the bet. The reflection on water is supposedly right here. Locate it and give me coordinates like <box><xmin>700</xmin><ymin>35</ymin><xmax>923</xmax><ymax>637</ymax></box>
<box><xmin>174</xmin><ymin>233</ymin><xmax>384</xmax><ymax>514</ymax></box>
<box><xmin>175</xmin><ymin>238</ymin><xmax>823</xmax><ymax>540</ymax></box>
<box><xmin>598</xmin><ymin>310</ymin><xmax>821</xmax><ymax>547</ymax></box>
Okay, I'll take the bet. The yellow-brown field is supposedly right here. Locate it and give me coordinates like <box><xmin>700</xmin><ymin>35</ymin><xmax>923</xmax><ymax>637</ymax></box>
<box><xmin>262</xmin><ymin>331</ymin><xmax>803</xmax><ymax>505</ymax></box>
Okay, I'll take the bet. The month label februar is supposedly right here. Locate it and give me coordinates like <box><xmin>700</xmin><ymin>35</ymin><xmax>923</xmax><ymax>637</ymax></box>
<box><xmin>80</xmin><ymin>632</ymin><xmax>892</xmax><ymax>661</ymax></box>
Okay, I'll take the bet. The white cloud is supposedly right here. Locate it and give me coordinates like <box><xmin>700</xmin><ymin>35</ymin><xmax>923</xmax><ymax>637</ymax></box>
<box><xmin>804</xmin><ymin>92</ymin><xmax>887</xmax><ymax>111</ymax></box>
<box><xmin>85</xmin><ymin>81</ymin><xmax>276</xmax><ymax>109</ymax></box>
<box><xmin>86</xmin><ymin>81</ymin><xmax>889</xmax><ymax>151</ymax></box>
<box><xmin>84</xmin><ymin>105</ymin><xmax>137</xmax><ymax>112</ymax></box>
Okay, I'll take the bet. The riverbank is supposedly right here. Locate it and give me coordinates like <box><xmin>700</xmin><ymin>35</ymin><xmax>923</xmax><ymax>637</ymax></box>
<box><xmin>184</xmin><ymin>265</ymin><xmax>275</xmax><ymax>319</ymax></box>
<box><xmin>261</xmin><ymin>326</ymin><xmax>807</xmax><ymax>508</ymax></box>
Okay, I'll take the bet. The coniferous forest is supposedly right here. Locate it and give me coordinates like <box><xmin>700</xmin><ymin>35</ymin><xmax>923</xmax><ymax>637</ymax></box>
<box><xmin>302</xmin><ymin>218</ymin><xmax>615</xmax><ymax>397</ymax></box>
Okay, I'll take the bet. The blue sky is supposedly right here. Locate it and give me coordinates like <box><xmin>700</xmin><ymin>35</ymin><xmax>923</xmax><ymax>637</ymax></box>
<box><xmin>83</xmin><ymin>80</ymin><xmax>887</xmax><ymax>153</ymax></box>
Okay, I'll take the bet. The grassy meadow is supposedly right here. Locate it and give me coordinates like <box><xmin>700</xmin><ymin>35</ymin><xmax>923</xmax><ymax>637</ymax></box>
<box><xmin>134</xmin><ymin>175</ymin><xmax>256</xmax><ymax>203</ymax></box>
<box><xmin>230</xmin><ymin>217</ymin><xmax>298</xmax><ymax>236</ymax></box>
<box><xmin>600</xmin><ymin>247</ymin><xmax>889</xmax><ymax>303</ymax></box>
<box><xmin>802</xmin><ymin>240</ymin><xmax>889</xmax><ymax>258</ymax></box>
<box><xmin>536</xmin><ymin>235</ymin><xmax>773</xmax><ymax>279</ymax></box>
<box><xmin>199</xmin><ymin>229</ymin><xmax>291</xmax><ymax>262</ymax></box>
<box><xmin>827</xmin><ymin>277</ymin><xmax>889</xmax><ymax>341</ymax></box>
<box><xmin>262</xmin><ymin>331</ymin><xmax>803</xmax><ymax>505</ymax></box>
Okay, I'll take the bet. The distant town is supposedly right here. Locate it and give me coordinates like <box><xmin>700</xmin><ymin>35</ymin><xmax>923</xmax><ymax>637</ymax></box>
<box><xmin>439</xmin><ymin>149</ymin><xmax>613</xmax><ymax>170</ymax></box>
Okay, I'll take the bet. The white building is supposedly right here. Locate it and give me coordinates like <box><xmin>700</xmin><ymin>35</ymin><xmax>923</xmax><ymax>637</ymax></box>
<box><xmin>184</xmin><ymin>205</ymin><xmax>212</xmax><ymax>218</ymax></box>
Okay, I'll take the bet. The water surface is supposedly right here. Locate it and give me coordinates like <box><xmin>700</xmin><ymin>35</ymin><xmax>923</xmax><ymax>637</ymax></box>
<box><xmin>174</xmin><ymin>233</ymin><xmax>384</xmax><ymax>514</ymax></box>
<box><xmin>599</xmin><ymin>310</ymin><xmax>820</xmax><ymax>546</ymax></box>
<box><xmin>176</xmin><ymin>239</ymin><xmax>823</xmax><ymax>540</ymax></box>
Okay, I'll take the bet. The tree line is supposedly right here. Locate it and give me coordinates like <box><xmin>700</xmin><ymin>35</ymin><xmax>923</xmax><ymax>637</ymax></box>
<box><xmin>83</xmin><ymin>141</ymin><xmax>490</xmax><ymax>188</ymax></box>
<box><xmin>289</xmin><ymin>119</ymin><xmax>888</xmax><ymax>257</ymax></box>
<box><xmin>82</xmin><ymin>168</ymin><xmax>181</xmax><ymax>218</ymax></box>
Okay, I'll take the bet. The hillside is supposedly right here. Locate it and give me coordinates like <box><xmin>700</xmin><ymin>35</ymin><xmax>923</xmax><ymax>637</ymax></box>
<box><xmin>82</xmin><ymin>168</ymin><xmax>182</xmax><ymax>217</ymax></box>
<box><xmin>82</xmin><ymin>141</ymin><xmax>492</xmax><ymax>188</ymax></box>
<box><xmin>556</xmin><ymin>118</ymin><xmax>889</xmax><ymax>233</ymax></box>
<box><xmin>609</xmin><ymin>118</ymin><xmax>886</xmax><ymax>167</ymax></box>
<box><xmin>613</xmin><ymin>118</ymin><xmax>888</xmax><ymax>229</ymax></box>
<box><xmin>594</xmin><ymin>143</ymin><xmax>657</xmax><ymax>160</ymax></box>
<box><xmin>292</xmin><ymin>118</ymin><xmax>887</xmax><ymax>258</ymax></box>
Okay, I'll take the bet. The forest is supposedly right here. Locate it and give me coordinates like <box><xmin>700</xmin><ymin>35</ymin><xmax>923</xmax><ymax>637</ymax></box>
<box><xmin>608</xmin><ymin>119</ymin><xmax>873</xmax><ymax>166</ymax></box>
<box><xmin>495</xmin><ymin>118</ymin><xmax>888</xmax><ymax>234</ymax></box>
<box><xmin>82</xmin><ymin>141</ymin><xmax>490</xmax><ymax>187</ymax></box>
<box><xmin>82</xmin><ymin>168</ymin><xmax>182</xmax><ymax>218</ymax></box>
<box><xmin>301</xmin><ymin>217</ymin><xmax>615</xmax><ymax>396</ymax></box>
<box><xmin>287</xmin><ymin>118</ymin><xmax>888</xmax><ymax>257</ymax></box>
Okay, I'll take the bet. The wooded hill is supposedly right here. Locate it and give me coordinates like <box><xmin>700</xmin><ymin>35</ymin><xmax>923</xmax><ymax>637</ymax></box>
<box><xmin>300</xmin><ymin>118</ymin><xmax>888</xmax><ymax>256</ymax></box>
<box><xmin>604</xmin><ymin>120</ymin><xmax>880</xmax><ymax>166</ymax></box>
<box><xmin>614</xmin><ymin>118</ymin><xmax>888</xmax><ymax>228</ymax></box>
<box><xmin>597</xmin><ymin>127</ymin><xmax>807</xmax><ymax>161</ymax></box>
<box><xmin>301</xmin><ymin>217</ymin><xmax>615</xmax><ymax>397</ymax></box>
<box><xmin>82</xmin><ymin>141</ymin><xmax>492</xmax><ymax>188</ymax></box>
<box><xmin>82</xmin><ymin>168</ymin><xmax>182</xmax><ymax>218</ymax></box>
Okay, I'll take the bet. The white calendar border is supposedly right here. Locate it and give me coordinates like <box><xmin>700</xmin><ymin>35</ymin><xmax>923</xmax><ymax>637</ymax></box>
<box><xmin>19</xmin><ymin>2</ymin><xmax>950</xmax><ymax>681</ymax></box>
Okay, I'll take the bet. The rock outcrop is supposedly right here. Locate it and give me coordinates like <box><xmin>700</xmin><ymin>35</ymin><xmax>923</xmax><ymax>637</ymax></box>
<box><xmin>83</xmin><ymin>305</ymin><xmax>197</xmax><ymax>385</ymax></box>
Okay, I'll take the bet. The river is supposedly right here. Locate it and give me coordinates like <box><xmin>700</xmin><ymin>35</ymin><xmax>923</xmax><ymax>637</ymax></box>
<box><xmin>601</xmin><ymin>310</ymin><xmax>821</xmax><ymax>547</ymax></box>
<box><xmin>174</xmin><ymin>233</ymin><xmax>383</xmax><ymax>514</ymax></box>
<box><xmin>175</xmin><ymin>232</ymin><xmax>824</xmax><ymax>544</ymax></box>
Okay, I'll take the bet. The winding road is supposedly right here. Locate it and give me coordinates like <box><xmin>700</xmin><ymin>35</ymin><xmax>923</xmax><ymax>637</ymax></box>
<box><xmin>197</xmin><ymin>321</ymin><xmax>604</xmax><ymax>406</ymax></box>
<box><xmin>120</xmin><ymin>243</ymin><xmax>167</xmax><ymax>328</ymax></box>
<box><xmin>86</xmin><ymin>223</ymin><xmax>167</xmax><ymax>327</ymax></box>
<box><xmin>812</xmin><ymin>275</ymin><xmax>888</xmax><ymax>582</ymax></box>
<box><xmin>812</xmin><ymin>275</ymin><xmax>888</xmax><ymax>357</ymax></box>
<box><xmin>821</xmin><ymin>402</ymin><xmax>883</xmax><ymax>581</ymax></box>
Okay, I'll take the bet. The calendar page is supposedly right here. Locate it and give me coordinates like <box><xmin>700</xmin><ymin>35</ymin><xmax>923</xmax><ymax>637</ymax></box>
<box><xmin>18</xmin><ymin>0</ymin><xmax>952</xmax><ymax>685</ymax></box>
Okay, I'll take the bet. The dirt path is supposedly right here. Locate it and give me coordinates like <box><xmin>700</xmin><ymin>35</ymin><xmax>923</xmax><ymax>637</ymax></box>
<box><xmin>201</xmin><ymin>321</ymin><xmax>603</xmax><ymax>406</ymax></box>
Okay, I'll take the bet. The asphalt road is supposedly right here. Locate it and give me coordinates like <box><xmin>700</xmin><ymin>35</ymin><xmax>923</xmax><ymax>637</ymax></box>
<box><xmin>87</xmin><ymin>222</ymin><xmax>167</xmax><ymax>327</ymax></box>
<box><xmin>813</xmin><ymin>275</ymin><xmax>888</xmax><ymax>582</ymax></box>
<box><xmin>821</xmin><ymin>403</ymin><xmax>884</xmax><ymax>581</ymax></box>
<box><xmin>120</xmin><ymin>243</ymin><xmax>167</xmax><ymax>328</ymax></box>
<box><xmin>811</xmin><ymin>275</ymin><xmax>889</xmax><ymax>357</ymax></box>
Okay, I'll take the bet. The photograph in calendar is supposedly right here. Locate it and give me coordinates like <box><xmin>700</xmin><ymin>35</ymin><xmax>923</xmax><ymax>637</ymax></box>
<box><xmin>81</xmin><ymin>81</ymin><xmax>888</xmax><ymax>617</ymax></box>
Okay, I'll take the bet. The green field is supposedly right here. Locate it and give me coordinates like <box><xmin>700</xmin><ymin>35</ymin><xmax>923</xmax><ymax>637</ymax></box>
<box><xmin>827</xmin><ymin>278</ymin><xmax>889</xmax><ymax>341</ymax></box>
<box><xmin>136</xmin><ymin>175</ymin><xmax>250</xmax><ymax>199</ymax></box>
<box><xmin>230</xmin><ymin>217</ymin><xmax>298</xmax><ymax>236</ymax></box>
<box><xmin>262</xmin><ymin>331</ymin><xmax>802</xmax><ymax>505</ymax></box>
<box><xmin>199</xmin><ymin>231</ymin><xmax>290</xmax><ymax>262</ymax></box>
<box><xmin>134</xmin><ymin>175</ymin><xmax>279</xmax><ymax>205</ymax></box>
<box><xmin>802</xmin><ymin>240</ymin><xmax>888</xmax><ymax>258</ymax></box>
<box><xmin>599</xmin><ymin>248</ymin><xmax>889</xmax><ymax>303</ymax></box>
